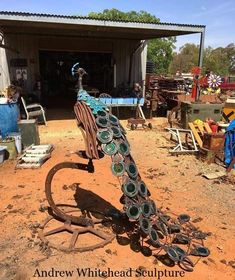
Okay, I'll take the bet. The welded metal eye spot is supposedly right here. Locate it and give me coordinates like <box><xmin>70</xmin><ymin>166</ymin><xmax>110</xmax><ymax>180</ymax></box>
<box><xmin>192</xmin><ymin>231</ymin><xmax>208</xmax><ymax>240</ymax></box>
<box><xmin>101</xmin><ymin>141</ymin><xmax>118</xmax><ymax>156</ymax></box>
<box><xmin>96</xmin><ymin>128</ymin><xmax>113</xmax><ymax>144</ymax></box>
<box><xmin>155</xmin><ymin>221</ymin><xmax>168</xmax><ymax>236</ymax></box>
<box><xmin>122</xmin><ymin>180</ymin><xmax>138</xmax><ymax>197</ymax></box>
<box><xmin>178</xmin><ymin>214</ymin><xmax>190</xmax><ymax>224</ymax></box>
<box><xmin>97</xmin><ymin>110</ymin><xmax>108</xmax><ymax>118</ymax></box>
<box><xmin>109</xmin><ymin>114</ymin><xmax>119</xmax><ymax>125</ymax></box>
<box><xmin>138</xmin><ymin>181</ymin><xmax>148</xmax><ymax>197</ymax></box>
<box><xmin>190</xmin><ymin>246</ymin><xmax>210</xmax><ymax>257</ymax></box>
<box><xmin>149</xmin><ymin>200</ymin><xmax>157</xmax><ymax>215</ymax></box>
<box><xmin>168</xmin><ymin>224</ymin><xmax>181</xmax><ymax>234</ymax></box>
<box><xmin>126</xmin><ymin>162</ymin><xmax>138</xmax><ymax>179</ymax></box>
<box><xmin>173</xmin><ymin>233</ymin><xmax>190</xmax><ymax>245</ymax></box>
<box><xmin>126</xmin><ymin>204</ymin><xmax>141</xmax><ymax>220</ymax></box>
<box><xmin>111</xmin><ymin>126</ymin><xmax>122</xmax><ymax>138</ymax></box>
<box><xmin>178</xmin><ymin>257</ymin><xmax>194</xmax><ymax>272</ymax></box>
<box><xmin>172</xmin><ymin>246</ymin><xmax>187</xmax><ymax>260</ymax></box>
<box><xmin>141</xmin><ymin>202</ymin><xmax>152</xmax><ymax>218</ymax></box>
<box><xmin>111</xmin><ymin>161</ymin><xmax>125</xmax><ymax>177</ymax></box>
<box><xmin>166</xmin><ymin>246</ymin><xmax>180</xmax><ymax>262</ymax></box>
<box><xmin>139</xmin><ymin>217</ymin><xmax>151</xmax><ymax>234</ymax></box>
<box><xmin>149</xmin><ymin>227</ymin><xmax>159</xmax><ymax>245</ymax></box>
<box><xmin>118</xmin><ymin>140</ymin><xmax>130</xmax><ymax>156</ymax></box>
<box><xmin>96</xmin><ymin>116</ymin><xmax>109</xmax><ymax>128</ymax></box>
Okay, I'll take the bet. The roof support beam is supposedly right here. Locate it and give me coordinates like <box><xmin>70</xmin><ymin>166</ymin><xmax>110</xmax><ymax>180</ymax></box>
<box><xmin>198</xmin><ymin>29</ymin><xmax>205</xmax><ymax>69</ymax></box>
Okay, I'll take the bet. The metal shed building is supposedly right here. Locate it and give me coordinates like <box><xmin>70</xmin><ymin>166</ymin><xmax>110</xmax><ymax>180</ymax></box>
<box><xmin>0</xmin><ymin>11</ymin><xmax>205</xmax><ymax>105</ymax></box>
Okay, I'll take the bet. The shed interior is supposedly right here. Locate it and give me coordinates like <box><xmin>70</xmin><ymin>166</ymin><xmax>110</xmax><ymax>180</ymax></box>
<box><xmin>39</xmin><ymin>51</ymin><xmax>113</xmax><ymax>107</ymax></box>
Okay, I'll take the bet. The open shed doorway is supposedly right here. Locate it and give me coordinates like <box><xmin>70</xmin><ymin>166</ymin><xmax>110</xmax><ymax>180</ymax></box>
<box><xmin>39</xmin><ymin>50</ymin><xmax>113</xmax><ymax>108</ymax></box>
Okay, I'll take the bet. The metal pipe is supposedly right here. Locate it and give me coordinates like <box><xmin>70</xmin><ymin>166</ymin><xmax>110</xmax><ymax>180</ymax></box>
<box><xmin>196</xmin><ymin>29</ymin><xmax>205</xmax><ymax>100</ymax></box>
<box><xmin>198</xmin><ymin>29</ymin><xmax>205</xmax><ymax>68</ymax></box>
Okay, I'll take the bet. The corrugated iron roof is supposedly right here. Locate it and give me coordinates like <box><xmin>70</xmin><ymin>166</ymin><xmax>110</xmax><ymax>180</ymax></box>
<box><xmin>0</xmin><ymin>11</ymin><xmax>205</xmax><ymax>28</ymax></box>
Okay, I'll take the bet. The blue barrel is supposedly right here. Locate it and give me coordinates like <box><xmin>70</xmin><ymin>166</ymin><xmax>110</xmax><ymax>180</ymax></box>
<box><xmin>0</xmin><ymin>102</ymin><xmax>19</xmax><ymax>138</ymax></box>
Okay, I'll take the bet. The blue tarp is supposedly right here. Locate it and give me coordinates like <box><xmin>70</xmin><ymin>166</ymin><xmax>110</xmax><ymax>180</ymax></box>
<box><xmin>0</xmin><ymin>103</ymin><xmax>19</xmax><ymax>138</ymax></box>
<box><xmin>224</xmin><ymin>119</ymin><xmax>235</xmax><ymax>169</ymax></box>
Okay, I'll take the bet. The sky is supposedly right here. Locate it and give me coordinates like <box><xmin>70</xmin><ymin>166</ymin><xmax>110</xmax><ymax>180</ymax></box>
<box><xmin>0</xmin><ymin>0</ymin><xmax>234</xmax><ymax>51</ymax></box>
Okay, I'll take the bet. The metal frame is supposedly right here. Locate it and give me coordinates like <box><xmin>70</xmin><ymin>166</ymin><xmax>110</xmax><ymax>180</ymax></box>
<box><xmin>166</xmin><ymin>127</ymin><xmax>198</xmax><ymax>153</ymax></box>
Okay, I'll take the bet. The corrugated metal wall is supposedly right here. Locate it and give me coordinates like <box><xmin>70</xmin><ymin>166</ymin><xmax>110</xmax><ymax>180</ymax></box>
<box><xmin>0</xmin><ymin>33</ymin><xmax>146</xmax><ymax>93</ymax></box>
<box><xmin>0</xmin><ymin>34</ymin><xmax>10</xmax><ymax>90</ymax></box>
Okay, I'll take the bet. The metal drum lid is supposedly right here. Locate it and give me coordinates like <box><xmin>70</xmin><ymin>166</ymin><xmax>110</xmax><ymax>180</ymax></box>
<box><xmin>101</xmin><ymin>141</ymin><xmax>118</xmax><ymax>156</ymax></box>
<box><xmin>96</xmin><ymin>110</ymin><xmax>108</xmax><ymax>118</ymax></box>
<box><xmin>149</xmin><ymin>227</ymin><xmax>159</xmax><ymax>245</ymax></box>
<box><xmin>96</xmin><ymin>116</ymin><xmax>109</xmax><ymax>128</ymax></box>
<box><xmin>139</xmin><ymin>217</ymin><xmax>151</xmax><ymax>234</ymax></box>
<box><xmin>126</xmin><ymin>204</ymin><xmax>141</xmax><ymax>220</ymax></box>
<box><xmin>109</xmin><ymin>114</ymin><xmax>119</xmax><ymax>126</ymax></box>
<box><xmin>138</xmin><ymin>181</ymin><xmax>148</xmax><ymax>197</ymax></box>
<box><xmin>122</xmin><ymin>179</ymin><xmax>138</xmax><ymax>197</ymax></box>
<box><xmin>190</xmin><ymin>246</ymin><xmax>210</xmax><ymax>257</ymax></box>
<box><xmin>126</xmin><ymin>161</ymin><xmax>138</xmax><ymax>179</ymax></box>
<box><xmin>111</xmin><ymin>161</ymin><xmax>125</xmax><ymax>177</ymax></box>
<box><xmin>172</xmin><ymin>246</ymin><xmax>187</xmax><ymax>260</ymax></box>
<box><xmin>111</xmin><ymin>126</ymin><xmax>122</xmax><ymax>138</ymax></box>
<box><xmin>141</xmin><ymin>201</ymin><xmax>152</xmax><ymax>218</ymax></box>
<box><xmin>96</xmin><ymin>128</ymin><xmax>113</xmax><ymax>144</ymax></box>
<box><xmin>166</xmin><ymin>246</ymin><xmax>180</xmax><ymax>262</ymax></box>
<box><xmin>178</xmin><ymin>257</ymin><xmax>194</xmax><ymax>272</ymax></box>
<box><xmin>178</xmin><ymin>214</ymin><xmax>190</xmax><ymax>224</ymax></box>
<box><xmin>173</xmin><ymin>233</ymin><xmax>190</xmax><ymax>244</ymax></box>
<box><xmin>117</xmin><ymin>140</ymin><xmax>130</xmax><ymax>156</ymax></box>
<box><xmin>149</xmin><ymin>200</ymin><xmax>157</xmax><ymax>215</ymax></box>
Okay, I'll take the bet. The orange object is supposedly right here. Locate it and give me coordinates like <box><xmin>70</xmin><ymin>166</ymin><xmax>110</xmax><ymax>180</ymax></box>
<box><xmin>210</xmin><ymin>124</ymin><xmax>218</xmax><ymax>133</ymax></box>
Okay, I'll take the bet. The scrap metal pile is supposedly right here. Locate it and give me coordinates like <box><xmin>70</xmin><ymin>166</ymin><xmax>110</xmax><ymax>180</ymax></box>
<box><xmin>40</xmin><ymin>65</ymin><xmax>210</xmax><ymax>272</ymax></box>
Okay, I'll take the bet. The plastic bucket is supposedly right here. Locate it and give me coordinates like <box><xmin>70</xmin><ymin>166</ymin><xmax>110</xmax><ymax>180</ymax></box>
<box><xmin>0</xmin><ymin>146</ymin><xmax>6</xmax><ymax>163</ymax></box>
<box><xmin>8</xmin><ymin>132</ymin><xmax>22</xmax><ymax>154</ymax></box>
<box><xmin>0</xmin><ymin>102</ymin><xmax>19</xmax><ymax>138</ymax></box>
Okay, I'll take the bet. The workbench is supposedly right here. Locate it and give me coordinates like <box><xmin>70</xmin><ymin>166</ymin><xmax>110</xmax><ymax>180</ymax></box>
<box><xmin>99</xmin><ymin>97</ymin><xmax>146</xmax><ymax>119</ymax></box>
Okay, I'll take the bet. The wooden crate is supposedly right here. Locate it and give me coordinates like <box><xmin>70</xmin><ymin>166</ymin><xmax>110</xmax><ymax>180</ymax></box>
<box><xmin>203</xmin><ymin>133</ymin><xmax>224</xmax><ymax>151</ymax></box>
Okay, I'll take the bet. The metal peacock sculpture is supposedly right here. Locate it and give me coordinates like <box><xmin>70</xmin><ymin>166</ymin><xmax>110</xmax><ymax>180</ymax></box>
<box><xmin>39</xmin><ymin>63</ymin><xmax>210</xmax><ymax>272</ymax></box>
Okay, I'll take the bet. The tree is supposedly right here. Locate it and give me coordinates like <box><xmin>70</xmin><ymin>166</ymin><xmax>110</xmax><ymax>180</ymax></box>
<box><xmin>88</xmin><ymin>9</ymin><xmax>159</xmax><ymax>22</ymax></box>
<box><xmin>169</xmin><ymin>43</ymin><xmax>199</xmax><ymax>74</ymax></box>
<box><xmin>203</xmin><ymin>44</ymin><xmax>235</xmax><ymax>75</ymax></box>
<box><xmin>169</xmin><ymin>43</ymin><xmax>235</xmax><ymax>76</ymax></box>
<box><xmin>87</xmin><ymin>9</ymin><xmax>176</xmax><ymax>74</ymax></box>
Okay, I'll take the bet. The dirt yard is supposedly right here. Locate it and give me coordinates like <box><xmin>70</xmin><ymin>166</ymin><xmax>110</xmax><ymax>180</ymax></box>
<box><xmin>0</xmin><ymin>116</ymin><xmax>234</xmax><ymax>280</ymax></box>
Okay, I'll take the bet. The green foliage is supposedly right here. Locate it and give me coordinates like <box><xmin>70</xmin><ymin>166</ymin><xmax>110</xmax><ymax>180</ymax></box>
<box><xmin>88</xmin><ymin>9</ymin><xmax>159</xmax><ymax>22</ymax></box>
<box><xmin>169</xmin><ymin>44</ymin><xmax>199</xmax><ymax>74</ymax></box>
<box><xmin>87</xmin><ymin>9</ymin><xmax>175</xmax><ymax>74</ymax></box>
<box><xmin>169</xmin><ymin>43</ymin><xmax>235</xmax><ymax>76</ymax></box>
<box><xmin>204</xmin><ymin>44</ymin><xmax>235</xmax><ymax>75</ymax></box>
<box><xmin>148</xmin><ymin>37</ymin><xmax>176</xmax><ymax>74</ymax></box>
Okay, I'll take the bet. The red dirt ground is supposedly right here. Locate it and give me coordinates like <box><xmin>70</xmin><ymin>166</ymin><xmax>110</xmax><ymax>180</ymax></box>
<box><xmin>0</xmin><ymin>116</ymin><xmax>234</xmax><ymax>280</ymax></box>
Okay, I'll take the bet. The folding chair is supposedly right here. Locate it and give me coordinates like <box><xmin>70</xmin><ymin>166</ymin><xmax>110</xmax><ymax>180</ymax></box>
<box><xmin>21</xmin><ymin>97</ymin><xmax>46</xmax><ymax>125</ymax></box>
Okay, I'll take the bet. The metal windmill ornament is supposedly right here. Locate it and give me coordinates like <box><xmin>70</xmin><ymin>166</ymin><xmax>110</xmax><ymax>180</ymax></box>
<box><xmin>208</xmin><ymin>74</ymin><xmax>222</xmax><ymax>88</ymax></box>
